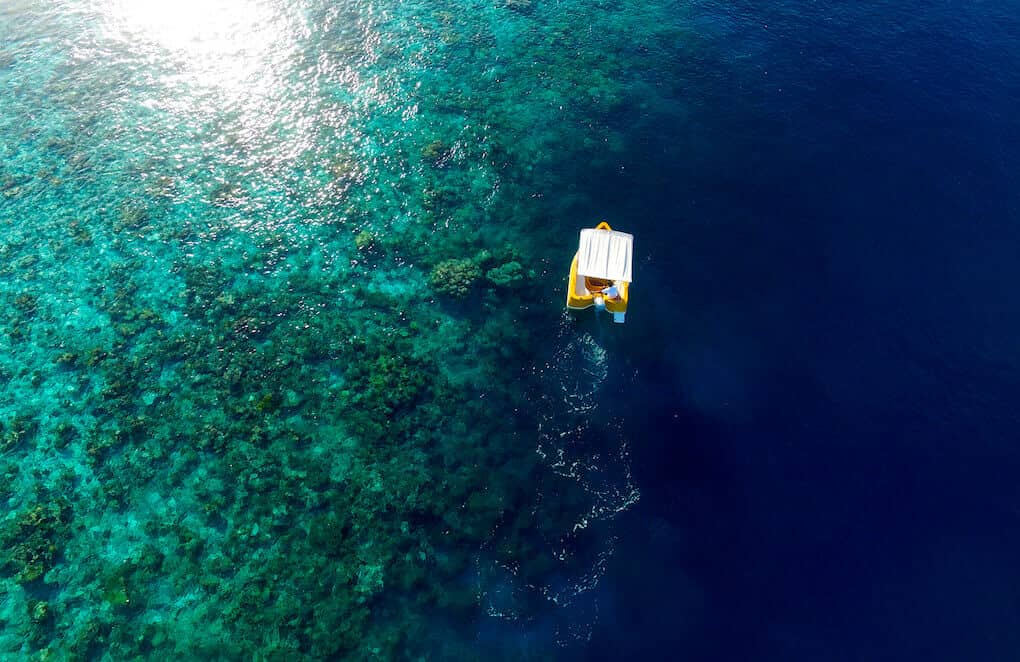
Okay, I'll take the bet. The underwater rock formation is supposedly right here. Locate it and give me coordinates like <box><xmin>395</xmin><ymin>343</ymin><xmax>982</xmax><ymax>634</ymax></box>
<box><xmin>429</xmin><ymin>258</ymin><xmax>482</xmax><ymax>298</ymax></box>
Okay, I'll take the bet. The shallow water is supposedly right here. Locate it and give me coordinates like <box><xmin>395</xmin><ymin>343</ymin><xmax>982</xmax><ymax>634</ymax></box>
<box><xmin>1</xmin><ymin>0</ymin><xmax>648</xmax><ymax>658</ymax></box>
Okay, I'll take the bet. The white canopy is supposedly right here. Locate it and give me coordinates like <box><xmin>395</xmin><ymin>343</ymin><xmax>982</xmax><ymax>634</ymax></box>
<box><xmin>576</xmin><ymin>228</ymin><xmax>633</xmax><ymax>283</ymax></box>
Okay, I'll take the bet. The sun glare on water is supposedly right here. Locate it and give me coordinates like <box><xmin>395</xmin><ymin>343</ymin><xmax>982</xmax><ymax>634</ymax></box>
<box><xmin>90</xmin><ymin>0</ymin><xmax>319</xmax><ymax>209</ymax></box>
<box><xmin>99</xmin><ymin>0</ymin><xmax>292</xmax><ymax>93</ymax></box>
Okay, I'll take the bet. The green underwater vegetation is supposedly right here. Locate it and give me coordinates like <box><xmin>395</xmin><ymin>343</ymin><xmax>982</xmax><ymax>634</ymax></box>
<box><xmin>0</xmin><ymin>0</ymin><xmax>701</xmax><ymax>657</ymax></box>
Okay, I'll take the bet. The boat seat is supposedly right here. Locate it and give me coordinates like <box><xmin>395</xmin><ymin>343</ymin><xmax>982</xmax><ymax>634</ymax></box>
<box><xmin>584</xmin><ymin>276</ymin><xmax>611</xmax><ymax>294</ymax></box>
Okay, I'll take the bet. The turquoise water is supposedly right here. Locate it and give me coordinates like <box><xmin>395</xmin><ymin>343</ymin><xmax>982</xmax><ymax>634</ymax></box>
<box><xmin>0</xmin><ymin>0</ymin><xmax>661</xmax><ymax>658</ymax></box>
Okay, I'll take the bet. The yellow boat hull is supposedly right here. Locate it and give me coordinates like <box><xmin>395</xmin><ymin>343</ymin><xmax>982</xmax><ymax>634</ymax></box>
<box><xmin>565</xmin><ymin>222</ymin><xmax>629</xmax><ymax>315</ymax></box>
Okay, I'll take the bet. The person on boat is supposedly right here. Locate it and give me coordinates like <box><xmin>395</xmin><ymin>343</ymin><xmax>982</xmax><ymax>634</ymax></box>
<box><xmin>604</xmin><ymin>281</ymin><xmax>622</xmax><ymax>300</ymax></box>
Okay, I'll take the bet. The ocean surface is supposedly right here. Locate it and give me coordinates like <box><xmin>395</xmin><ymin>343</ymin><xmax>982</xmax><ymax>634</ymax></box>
<box><xmin>2</xmin><ymin>0</ymin><xmax>1019</xmax><ymax>659</ymax></box>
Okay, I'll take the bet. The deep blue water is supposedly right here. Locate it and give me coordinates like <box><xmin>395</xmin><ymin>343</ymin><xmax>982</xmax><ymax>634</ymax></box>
<box><xmin>585</xmin><ymin>0</ymin><xmax>1020</xmax><ymax>659</ymax></box>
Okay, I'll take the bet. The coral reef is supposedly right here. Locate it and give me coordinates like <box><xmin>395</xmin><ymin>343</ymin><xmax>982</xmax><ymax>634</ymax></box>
<box><xmin>486</xmin><ymin>260</ymin><xmax>528</xmax><ymax>288</ymax></box>
<box><xmin>421</xmin><ymin>139</ymin><xmax>452</xmax><ymax>165</ymax></box>
<box><xmin>0</xmin><ymin>500</ymin><xmax>71</xmax><ymax>584</ymax></box>
<box><xmin>0</xmin><ymin>0</ymin><xmax>652</xmax><ymax>656</ymax></box>
<box><xmin>354</xmin><ymin>229</ymin><xmax>375</xmax><ymax>251</ymax></box>
<box><xmin>429</xmin><ymin>258</ymin><xmax>482</xmax><ymax>298</ymax></box>
<box><xmin>504</xmin><ymin>0</ymin><xmax>534</xmax><ymax>13</ymax></box>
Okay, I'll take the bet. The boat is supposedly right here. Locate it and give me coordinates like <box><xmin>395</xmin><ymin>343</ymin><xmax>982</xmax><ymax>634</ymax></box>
<box><xmin>566</xmin><ymin>221</ymin><xmax>633</xmax><ymax>323</ymax></box>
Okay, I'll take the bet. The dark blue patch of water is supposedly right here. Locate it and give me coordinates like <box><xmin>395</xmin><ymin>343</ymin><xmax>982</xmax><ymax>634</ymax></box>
<box><xmin>578</xmin><ymin>0</ymin><xmax>1020</xmax><ymax>659</ymax></box>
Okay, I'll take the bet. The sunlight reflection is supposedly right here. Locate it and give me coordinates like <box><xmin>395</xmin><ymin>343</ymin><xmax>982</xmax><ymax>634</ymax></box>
<box><xmin>97</xmin><ymin>0</ymin><xmax>309</xmax><ymax>196</ymax></box>
<box><xmin>92</xmin><ymin>0</ymin><xmax>368</xmax><ymax>230</ymax></box>
<box><xmin>100</xmin><ymin>0</ymin><xmax>290</xmax><ymax>93</ymax></box>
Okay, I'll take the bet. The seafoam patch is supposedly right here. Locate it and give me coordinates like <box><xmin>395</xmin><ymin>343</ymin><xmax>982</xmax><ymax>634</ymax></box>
<box><xmin>476</xmin><ymin>315</ymin><xmax>639</xmax><ymax>646</ymax></box>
